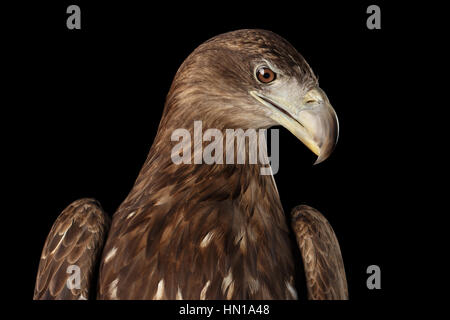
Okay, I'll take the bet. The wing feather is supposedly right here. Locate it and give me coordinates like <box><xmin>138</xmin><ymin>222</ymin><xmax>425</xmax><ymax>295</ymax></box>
<box><xmin>33</xmin><ymin>198</ymin><xmax>110</xmax><ymax>300</ymax></box>
<box><xmin>291</xmin><ymin>205</ymin><xmax>348</xmax><ymax>300</ymax></box>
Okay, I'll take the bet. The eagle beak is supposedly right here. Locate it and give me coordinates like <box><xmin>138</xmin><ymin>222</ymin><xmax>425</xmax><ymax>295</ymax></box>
<box><xmin>250</xmin><ymin>87</ymin><xmax>339</xmax><ymax>164</ymax></box>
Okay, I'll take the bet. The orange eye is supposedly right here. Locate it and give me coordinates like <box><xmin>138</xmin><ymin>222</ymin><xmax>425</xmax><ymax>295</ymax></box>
<box><xmin>256</xmin><ymin>67</ymin><xmax>276</xmax><ymax>83</ymax></box>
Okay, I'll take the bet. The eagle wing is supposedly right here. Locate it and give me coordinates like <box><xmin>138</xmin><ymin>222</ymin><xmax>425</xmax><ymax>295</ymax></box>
<box><xmin>33</xmin><ymin>198</ymin><xmax>110</xmax><ymax>300</ymax></box>
<box><xmin>291</xmin><ymin>205</ymin><xmax>348</xmax><ymax>300</ymax></box>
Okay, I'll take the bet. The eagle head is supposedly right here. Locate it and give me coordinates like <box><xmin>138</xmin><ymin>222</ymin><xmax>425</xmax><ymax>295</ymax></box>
<box><xmin>163</xmin><ymin>29</ymin><xmax>339</xmax><ymax>164</ymax></box>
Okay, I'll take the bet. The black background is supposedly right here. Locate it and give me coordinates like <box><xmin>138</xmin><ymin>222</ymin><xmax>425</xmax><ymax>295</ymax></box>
<box><xmin>7</xmin><ymin>0</ymin><xmax>419</xmax><ymax>317</ymax></box>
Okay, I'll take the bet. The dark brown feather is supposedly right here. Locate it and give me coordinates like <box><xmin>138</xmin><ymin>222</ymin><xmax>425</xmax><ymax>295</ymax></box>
<box><xmin>291</xmin><ymin>205</ymin><xmax>348</xmax><ymax>300</ymax></box>
<box><xmin>34</xmin><ymin>198</ymin><xmax>110</xmax><ymax>300</ymax></box>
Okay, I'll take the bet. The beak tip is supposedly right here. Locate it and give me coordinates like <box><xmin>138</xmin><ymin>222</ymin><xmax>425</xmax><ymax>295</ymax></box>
<box><xmin>313</xmin><ymin>156</ymin><xmax>325</xmax><ymax>165</ymax></box>
<box><xmin>313</xmin><ymin>144</ymin><xmax>336</xmax><ymax>165</ymax></box>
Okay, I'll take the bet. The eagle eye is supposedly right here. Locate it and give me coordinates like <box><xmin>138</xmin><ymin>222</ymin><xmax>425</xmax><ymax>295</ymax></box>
<box><xmin>256</xmin><ymin>67</ymin><xmax>276</xmax><ymax>83</ymax></box>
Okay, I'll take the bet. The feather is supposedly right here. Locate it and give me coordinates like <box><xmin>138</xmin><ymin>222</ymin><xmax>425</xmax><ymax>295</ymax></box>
<box><xmin>291</xmin><ymin>205</ymin><xmax>348</xmax><ymax>300</ymax></box>
<box><xmin>33</xmin><ymin>198</ymin><xmax>110</xmax><ymax>300</ymax></box>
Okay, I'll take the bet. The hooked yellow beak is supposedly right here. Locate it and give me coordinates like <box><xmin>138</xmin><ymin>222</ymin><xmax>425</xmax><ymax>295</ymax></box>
<box><xmin>250</xmin><ymin>87</ymin><xmax>339</xmax><ymax>164</ymax></box>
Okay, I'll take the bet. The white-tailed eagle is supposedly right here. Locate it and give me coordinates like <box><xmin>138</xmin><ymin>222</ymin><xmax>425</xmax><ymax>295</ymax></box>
<box><xmin>34</xmin><ymin>29</ymin><xmax>347</xmax><ymax>300</ymax></box>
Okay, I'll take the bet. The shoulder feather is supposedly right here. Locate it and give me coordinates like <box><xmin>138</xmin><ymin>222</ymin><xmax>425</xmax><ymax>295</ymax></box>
<box><xmin>34</xmin><ymin>198</ymin><xmax>110</xmax><ymax>300</ymax></box>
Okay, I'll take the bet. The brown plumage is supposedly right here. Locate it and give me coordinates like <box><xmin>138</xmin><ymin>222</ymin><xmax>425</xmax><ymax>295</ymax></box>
<box><xmin>34</xmin><ymin>29</ymin><xmax>347</xmax><ymax>300</ymax></box>
<box><xmin>34</xmin><ymin>199</ymin><xmax>110</xmax><ymax>299</ymax></box>
<box><xmin>291</xmin><ymin>205</ymin><xmax>348</xmax><ymax>299</ymax></box>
